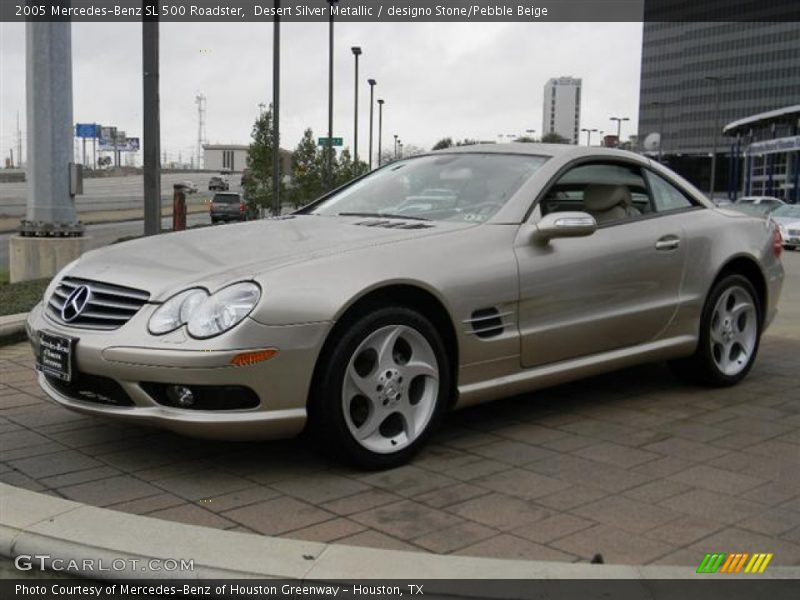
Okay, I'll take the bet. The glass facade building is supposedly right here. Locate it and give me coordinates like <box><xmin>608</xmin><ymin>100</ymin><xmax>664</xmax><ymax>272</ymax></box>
<box><xmin>637</xmin><ymin>22</ymin><xmax>800</xmax><ymax>191</ymax></box>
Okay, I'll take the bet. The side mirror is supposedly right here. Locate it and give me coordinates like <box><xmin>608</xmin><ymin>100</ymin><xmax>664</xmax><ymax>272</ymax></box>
<box><xmin>533</xmin><ymin>211</ymin><xmax>597</xmax><ymax>243</ymax></box>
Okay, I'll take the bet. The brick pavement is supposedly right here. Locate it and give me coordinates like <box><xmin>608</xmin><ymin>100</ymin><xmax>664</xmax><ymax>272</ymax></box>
<box><xmin>2</xmin><ymin>334</ymin><xmax>800</xmax><ymax>566</ymax></box>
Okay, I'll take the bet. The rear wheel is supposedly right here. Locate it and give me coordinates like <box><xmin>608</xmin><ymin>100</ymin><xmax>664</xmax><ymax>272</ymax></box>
<box><xmin>310</xmin><ymin>307</ymin><xmax>450</xmax><ymax>469</ymax></box>
<box><xmin>670</xmin><ymin>274</ymin><xmax>761</xmax><ymax>386</ymax></box>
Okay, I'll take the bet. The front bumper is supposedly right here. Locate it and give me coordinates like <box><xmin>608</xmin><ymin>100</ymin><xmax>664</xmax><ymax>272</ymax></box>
<box><xmin>26</xmin><ymin>302</ymin><xmax>331</xmax><ymax>440</ymax></box>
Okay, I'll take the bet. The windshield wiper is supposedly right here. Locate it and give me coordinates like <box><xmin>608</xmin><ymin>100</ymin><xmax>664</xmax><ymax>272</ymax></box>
<box><xmin>337</xmin><ymin>212</ymin><xmax>431</xmax><ymax>221</ymax></box>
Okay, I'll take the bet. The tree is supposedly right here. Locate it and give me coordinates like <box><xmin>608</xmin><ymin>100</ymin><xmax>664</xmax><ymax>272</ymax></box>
<box><xmin>432</xmin><ymin>137</ymin><xmax>453</xmax><ymax>151</ymax></box>
<box><xmin>513</xmin><ymin>136</ymin><xmax>538</xmax><ymax>143</ymax></box>
<box><xmin>335</xmin><ymin>148</ymin><xmax>358</xmax><ymax>187</ymax></box>
<box><xmin>244</xmin><ymin>104</ymin><xmax>284</xmax><ymax>214</ymax></box>
<box><xmin>289</xmin><ymin>128</ymin><xmax>323</xmax><ymax>207</ymax></box>
<box><xmin>540</xmin><ymin>132</ymin><xmax>570</xmax><ymax>144</ymax></box>
<box><xmin>456</xmin><ymin>138</ymin><xmax>480</xmax><ymax>147</ymax></box>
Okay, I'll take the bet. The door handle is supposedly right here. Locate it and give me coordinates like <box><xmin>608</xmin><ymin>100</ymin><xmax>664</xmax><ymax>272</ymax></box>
<box><xmin>655</xmin><ymin>236</ymin><xmax>680</xmax><ymax>251</ymax></box>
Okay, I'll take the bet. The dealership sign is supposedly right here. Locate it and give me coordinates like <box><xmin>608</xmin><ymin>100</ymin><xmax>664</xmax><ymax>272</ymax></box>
<box><xmin>75</xmin><ymin>123</ymin><xmax>99</xmax><ymax>138</ymax></box>
<box><xmin>747</xmin><ymin>135</ymin><xmax>800</xmax><ymax>156</ymax></box>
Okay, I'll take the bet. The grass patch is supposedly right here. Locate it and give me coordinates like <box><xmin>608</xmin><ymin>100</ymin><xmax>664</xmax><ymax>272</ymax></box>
<box><xmin>0</xmin><ymin>277</ymin><xmax>50</xmax><ymax>316</ymax></box>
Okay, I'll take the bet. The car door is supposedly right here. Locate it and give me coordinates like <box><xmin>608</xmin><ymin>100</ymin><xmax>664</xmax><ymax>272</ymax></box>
<box><xmin>514</xmin><ymin>161</ymin><xmax>689</xmax><ymax>368</ymax></box>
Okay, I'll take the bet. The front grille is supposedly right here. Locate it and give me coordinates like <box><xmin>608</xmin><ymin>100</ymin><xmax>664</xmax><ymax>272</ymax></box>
<box><xmin>46</xmin><ymin>277</ymin><xmax>150</xmax><ymax>330</ymax></box>
<box><xmin>45</xmin><ymin>373</ymin><xmax>134</xmax><ymax>407</ymax></box>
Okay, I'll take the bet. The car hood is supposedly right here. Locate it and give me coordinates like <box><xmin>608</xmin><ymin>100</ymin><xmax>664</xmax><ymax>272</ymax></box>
<box><xmin>67</xmin><ymin>215</ymin><xmax>473</xmax><ymax>300</ymax></box>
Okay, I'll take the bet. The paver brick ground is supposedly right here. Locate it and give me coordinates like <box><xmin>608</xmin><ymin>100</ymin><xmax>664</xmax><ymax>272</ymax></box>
<box><xmin>2</xmin><ymin>337</ymin><xmax>800</xmax><ymax>566</ymax></box>
<box><xmin>2</xmin><ymin>255</ymin><xmax>800</xmax><ymax>567</ymax></box>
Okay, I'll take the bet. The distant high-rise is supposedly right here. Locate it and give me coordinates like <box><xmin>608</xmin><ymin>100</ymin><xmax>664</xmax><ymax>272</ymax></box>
<box><xmin>638</xmin><ymin>22</ymin><xmax>799</xmax><ymax>168</ymax></box>
<box><xmin>542</xmin><ymin>77</ymin><xmax>582</xmax><ymax>144</ymax></box>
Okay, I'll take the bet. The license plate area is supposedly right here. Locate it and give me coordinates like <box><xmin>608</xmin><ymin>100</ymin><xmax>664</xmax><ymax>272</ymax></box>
<box><xmin>36</xmin><ymin>331</ymin><xmax>76</xmax><ymax>383</ymax></box>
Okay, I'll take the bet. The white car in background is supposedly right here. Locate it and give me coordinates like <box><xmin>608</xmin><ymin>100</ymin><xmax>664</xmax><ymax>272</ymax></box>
<box><xmin>770</xmin><ymin>204</ymin><xmax>800</xmax><ymax>250</ymax></box>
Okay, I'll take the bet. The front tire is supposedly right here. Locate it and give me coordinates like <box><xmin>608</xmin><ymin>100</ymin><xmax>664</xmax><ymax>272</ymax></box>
<box><xmin>670</xmin><ymin>274</ymin><xmax>761</xmax><ymax>386</ymax></box>
<box><xmin>310</xmin><ymin>307</ymin><xmax>451</xmax><ymax>469</ymax></box>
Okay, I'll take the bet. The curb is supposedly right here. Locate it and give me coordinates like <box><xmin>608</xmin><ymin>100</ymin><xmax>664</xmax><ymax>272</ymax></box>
<box><xmin>0</xmin><ymin>312</ymin><xmax>28</xmax><ymax>346</ymax></box>
<box><xmin>1</xmin><ymin>484</ymin><xmax>797</xmax><ymax>589</ymax></box>
<box><xmin>0</xmin><ymin>207</ymin><xmax>210</xmax><ymax>235</ymax></box>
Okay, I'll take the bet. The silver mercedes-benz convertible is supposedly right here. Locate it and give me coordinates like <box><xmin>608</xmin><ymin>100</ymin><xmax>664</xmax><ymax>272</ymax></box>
<box><xmin>27</xmin><ymin>144</ymin><xmax>784</xmax><ymax>468</ymax></box>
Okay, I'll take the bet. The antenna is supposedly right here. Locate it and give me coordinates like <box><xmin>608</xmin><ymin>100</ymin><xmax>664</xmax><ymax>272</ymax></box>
<box><xmin>195</xmin><ymin>93</ymin><xmax>207</xmax><ymax>170</ymax></box>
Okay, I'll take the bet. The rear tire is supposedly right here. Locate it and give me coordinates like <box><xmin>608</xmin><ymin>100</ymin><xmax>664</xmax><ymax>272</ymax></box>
<box><xmin>309</xmin><ymin>306</ymin><xmax>451</xmax><ymax>469</ymax></box>
<box><xmin>669</xmin><ymin>274</ymin><xmax>761</xmax><ymax>387</ymax></box>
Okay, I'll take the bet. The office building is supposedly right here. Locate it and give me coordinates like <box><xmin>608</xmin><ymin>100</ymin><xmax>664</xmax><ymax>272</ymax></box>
<box><xmin>637</xmin><ymin>21</ymin><xmax>800</xmax><ymax>192</ymax></box>
<box><xmin>542</xmin><ymin>77</ymin><xmax>582</xmax><ymax>144</ymax></box>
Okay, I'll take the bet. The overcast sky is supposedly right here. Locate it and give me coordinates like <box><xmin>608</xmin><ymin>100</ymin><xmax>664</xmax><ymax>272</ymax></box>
<box><xmin>0</xmin><ymin>22</ymin><xmax>642</xmax><ymax>165</ymax></box>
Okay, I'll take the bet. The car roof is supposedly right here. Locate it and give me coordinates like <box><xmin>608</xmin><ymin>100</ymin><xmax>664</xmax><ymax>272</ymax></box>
<box><xmin>428</xmin><ymin>142</ymin><xmax>647</xmax><ymax>163</ymax></box>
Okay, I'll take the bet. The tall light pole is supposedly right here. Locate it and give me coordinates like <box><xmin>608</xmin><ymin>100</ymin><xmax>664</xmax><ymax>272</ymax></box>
<box><xmin>367</xmin><ymin>79</ymin><xmax>376</xmax><ymax>170</ymax></box>
<box><xmin>706</xmin><ymin>75</ymin><xmax>735</xmax><ymax>199</ymax></box>
<box><xmin>609</xmin><ymin>116</ymin><xmax>629</xmax><ymax>147</ymax></box>
<box><xmin>351</xmin><ymin>46</ymin><xmax>362</xmax><ymax>170</ymax></box>
<box><xmin>272</xmin><ymin>1</ymin><xmax>281</xmax><ymax>215</ymax></box>
<box><xmin>377</xmin><ymin>98</ymin><xmax>384</xmax><ymax>166</ymax></box>
<box><xmin>326</xmin><ymin>0</ymin><xmax>338</xmax><ymax>190</ymax></box>
<box><xmin>393</xmin><ymin>134</ymin><xmax>398</xmax><ymax>158</ymax></box>
<box><xmin>581</xmin><ymin>128</ymin><xmax>598</xmax><ymax>146</ymax></box>
<box><xmin>143</xmin><ymin>17</ymin><xmax>161</xmax><ymax>236</ymax></box>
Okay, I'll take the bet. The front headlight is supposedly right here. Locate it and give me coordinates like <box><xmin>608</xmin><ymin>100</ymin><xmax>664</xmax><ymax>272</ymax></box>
<box><xmin>149</xmin><ymin>288</ymin><xmax>209</xmax><ymax>335</ymax></box>
<box><xmin>187</xmin><ymin>282</ymin><xmax>261</xmax><ymax>339</ymax></box>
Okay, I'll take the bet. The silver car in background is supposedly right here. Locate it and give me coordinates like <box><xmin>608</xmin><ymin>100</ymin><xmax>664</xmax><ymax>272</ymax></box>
<box><xmin>769</xmin><ymin>204</ymin><xmax>800</xmax><ymax>250</ymax></box>
<box><xmin>26</xmin><ymin>144</ymin><xmax>784</xmax><ymax>468</ymax></box>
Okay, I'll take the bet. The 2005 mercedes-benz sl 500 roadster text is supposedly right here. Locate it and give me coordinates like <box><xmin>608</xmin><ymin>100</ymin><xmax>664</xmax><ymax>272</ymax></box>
<box><xmin>27</xmin><ymin>144</ymin><xmax>784</xmax><ymax>468</ymax></box>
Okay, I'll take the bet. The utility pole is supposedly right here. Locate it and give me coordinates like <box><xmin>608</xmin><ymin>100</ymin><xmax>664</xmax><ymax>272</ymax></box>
<box><xmin>16</xmin><ymin>111</ymin><xmax>22</xmax><ymax>168</ymax></box>
<box><xmin>143</xmin><ymin>16</ymin><xmax>161</xmax><ymax>236</ymax></box>
<box><xmin>195</xmin><ymin>93</ymin><xmax>206</xmax><ymax>170</ymax></box>
<box><xmin>272</xmin><ymin>0</ymin><xmax>281</xmax><ymax>215</ymax></box>
<box><xmin>326</xmin><ymin>0</ymin><xmax>338</xmax><ymax>190</ymax></box>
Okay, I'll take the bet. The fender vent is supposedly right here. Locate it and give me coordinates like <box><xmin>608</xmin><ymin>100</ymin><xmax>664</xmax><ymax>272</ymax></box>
<box><xmin>465</xmin><ymin>307</ymin><xmax>506</xmax><ymax>339</ymax></box>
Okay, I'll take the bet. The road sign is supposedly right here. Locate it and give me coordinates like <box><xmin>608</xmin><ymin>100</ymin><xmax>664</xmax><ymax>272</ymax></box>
<box><xmin>318</xmin><ymin>137</ymin><xmax>343</xmax><ymax>147</ymax></box>
<box><xmin>75</xmin><ymin>123</ymin><xmax>99</xmax><ymax>138</ymax></box>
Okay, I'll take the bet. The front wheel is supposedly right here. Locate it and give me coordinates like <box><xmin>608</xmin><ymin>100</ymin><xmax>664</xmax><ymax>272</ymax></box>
<box><xmin>310</xmin><ymin>307</ymin><xmax>451</xmax><ymax>469</ymax></box>
<box><xmin>670</xmin><ymin>274</ymin><xmax>761</xmax><ymax>386</ymax></box>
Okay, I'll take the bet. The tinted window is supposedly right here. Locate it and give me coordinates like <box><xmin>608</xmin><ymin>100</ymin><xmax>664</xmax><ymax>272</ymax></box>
<box><xmin>644</xmin><ymin>170</ymin><xmax>695</xmax><ymax>212</ymax></box>
<box><xmin>541</xmin><ymin>162</ymin><xmax>650</xmax><ymax>225</ymax></box>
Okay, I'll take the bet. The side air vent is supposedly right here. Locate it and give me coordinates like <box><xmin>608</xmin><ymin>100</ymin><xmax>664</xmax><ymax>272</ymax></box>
<box><xmin>464</xmin><ymin>307</ymin><xmax>508</xmax><ymax>339</ymax></box>
<box><xmin>354</xmin><ymin>219</ymin><xmax>434</xmax><ymax>230</ymax></box>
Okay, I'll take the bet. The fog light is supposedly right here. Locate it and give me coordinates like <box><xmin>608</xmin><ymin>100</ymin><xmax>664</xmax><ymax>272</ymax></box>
<box><xmin>167</xmin><ymin>385</ymin><xmax>195</xmax><ymax>407</ymax></box>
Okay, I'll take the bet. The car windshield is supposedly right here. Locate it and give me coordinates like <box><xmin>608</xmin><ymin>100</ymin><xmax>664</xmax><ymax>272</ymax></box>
<box><xmin>772</xmin><ymin>205</ymin><xmax>800</xmax><ymax>219</ymax></box>
<box><xmin>308</xmin><ymin>153</ymin><xmax>547</xmax><ymax>222</ymax></box>
<box><xmin>213</xmin><ymin>194</ymin><xmax>239</xmax><ymax>204</ymax></box>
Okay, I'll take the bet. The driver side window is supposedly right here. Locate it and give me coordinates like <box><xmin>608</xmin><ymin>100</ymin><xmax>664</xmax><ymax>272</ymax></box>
<box><xmin>540</xmin><ymin>163</ymin><xmax>651</xmax><ymax>226</ymax></box>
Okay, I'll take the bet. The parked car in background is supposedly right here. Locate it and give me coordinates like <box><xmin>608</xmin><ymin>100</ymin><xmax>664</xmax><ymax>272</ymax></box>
<box><xmin>770</xmin><ymin>204</ymin><xmax>800</xmax><ymax>250</ymax></box>
<box><xmin>730</xmin><ymin>196</ymin><xmax>784</xmax><ymax>217</ymax></box>
<box><xmin>27</xmin><ymin>144</ymin><xmax>784</xmax><ymax>468</ymax></box>
<box><xmin>209</xmin><ymin>192</ymin><xmax>250</xmax><ymax>223</ymax></box>
<box><xmin>208</xmin><ymin>176</ymin><xmax>229</xmax><ymax>191</ymax></box>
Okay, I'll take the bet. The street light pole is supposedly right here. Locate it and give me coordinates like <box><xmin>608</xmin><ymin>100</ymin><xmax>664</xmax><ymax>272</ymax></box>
<box><xmin>351</xmin><ymin>46</ymin><xmax>361</xmax><ymax>169</ymax></box>
<box><xmin>393</xmin><ymin>134</ymin><xmax>398</xmax><ymax>159</ymax></box>
<box><xmin>367</xmin><ymin>79</ymin><xmax>376</xmax><ymax>170</ymax></box>
<box><xmin>706</xmin><ymin>76</ymin><xmax>735</xmax><ymax>200</ymax></box>
<box><xmin>326</xmin><ymin>0</ymin><xmax>338</xmax><ymax>190</ymax></box>
<box><xmin>609</xmin><ymin>116</ymin><xmax>629</xmax><ymax>147</ymax></box>
<box><xmin>142</xmin><ymin>17</ymin><xmax>161</xmax><ymax>236</ymax></box>
<box><xmin>377</xmin><ymin>98</ymin><xmax>384</xmax><ymax>166</ymax></box>
<box><xmin>272</xmin><ymin>1</ymin><xmax>281</xmax><ymax>215</ymax></box>
<box><xmin>581</xmin><ymin>128</ymin><xmax>597</xmax><ymax>146</ymax></box>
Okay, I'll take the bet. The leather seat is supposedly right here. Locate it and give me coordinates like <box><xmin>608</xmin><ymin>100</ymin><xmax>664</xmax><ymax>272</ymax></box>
<box><xmin>583</xmin><ymin>184</ymin><xmax>640</xmax><ymax>224</ymax></box>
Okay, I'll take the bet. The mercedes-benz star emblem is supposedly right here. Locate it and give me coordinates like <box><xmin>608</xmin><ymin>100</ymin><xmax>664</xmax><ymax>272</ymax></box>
<box><xmin>61</xmin><ymin>285</ymin><xmax>92</xmax><ymax>322</ymax></box>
